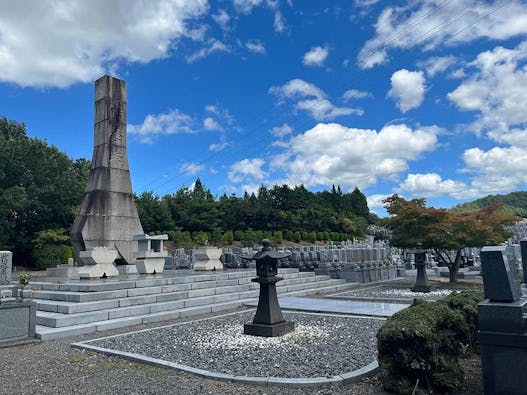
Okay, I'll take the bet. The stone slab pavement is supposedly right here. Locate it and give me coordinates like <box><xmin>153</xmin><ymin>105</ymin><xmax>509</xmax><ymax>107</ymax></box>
<box><xmin>245</xmin><ymin>296</ymin><xmax>408</xmax><ymax>317</ymax></box>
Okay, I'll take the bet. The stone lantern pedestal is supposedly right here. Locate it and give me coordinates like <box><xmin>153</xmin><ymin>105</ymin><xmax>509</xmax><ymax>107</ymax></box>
<box><xmin>134</xmin><ymin>234</ymin><xmax>168</xmax><ymax>274</ymax></box>
<box><xmin>244</xmin><ymin>240</ymin><xmax>295</xmax><ymax>337</ymax></box>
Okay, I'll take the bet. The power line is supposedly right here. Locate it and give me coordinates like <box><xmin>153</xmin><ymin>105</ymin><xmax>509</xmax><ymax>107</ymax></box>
<box><xmin>143</xmin><ymin>0</ymin><xmax>514</xmax><ymax>196</ymax></box>
<box><xmin>136</xmin><ymin>1</ymin><xmax>458</xmax><ymax>194</ymax></box>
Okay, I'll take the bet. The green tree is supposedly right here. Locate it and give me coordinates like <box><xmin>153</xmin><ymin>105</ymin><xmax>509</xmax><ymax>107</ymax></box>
<box><xmin>136</xmin><ymin>191</ymin><xmax>174</xmax><ymax>234</ymax></box>
<box><xmin>383</xmin><ymin>194</ymin><xmax>518</xmax><ymax>282</ymax></box>
<box><xmin>0</xmin><ymin>117</ymin><xmax>89</xmax><ymax>266</ymax></box>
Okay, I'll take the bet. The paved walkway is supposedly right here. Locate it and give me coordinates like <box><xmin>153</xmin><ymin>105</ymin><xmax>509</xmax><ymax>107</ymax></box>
<box><xmin>246</xmin><ymin>296</ymin><xmax>408</xmax><ymax>317</ymax></box>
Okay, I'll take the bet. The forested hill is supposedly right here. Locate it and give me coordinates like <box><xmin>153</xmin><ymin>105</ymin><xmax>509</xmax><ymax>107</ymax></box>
<box><xmin>454</xmin><ymin>191</ymin><xmax>527</xmax><ymax>217</ymax></box>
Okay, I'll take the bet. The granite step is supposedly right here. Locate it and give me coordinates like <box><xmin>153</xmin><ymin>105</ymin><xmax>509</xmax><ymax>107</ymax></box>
<box><xmin>35</xmin><ymin>280</ymin><xmax>357</xmax><ymax>341</ymax></box>
<box><xmin>35</xmin><ymin>278</ymin><xmax>349</xmax><ymax>328</ymax></box>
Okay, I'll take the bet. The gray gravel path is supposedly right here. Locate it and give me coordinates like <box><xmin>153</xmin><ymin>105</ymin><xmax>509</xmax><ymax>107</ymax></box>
<box><xmin>86</xmin><ymin>311</ymin><xmax>384</xmax><ymax>378</ymax></box>
<box><xmin>339</xmin><ymin>286</ymin><xmax>453</xmax><ymax>301</ymax></box>
<box><xmin>0</xmin><ymin>308</ymin><xmax>387</xmax><ymax>395</ymax></box>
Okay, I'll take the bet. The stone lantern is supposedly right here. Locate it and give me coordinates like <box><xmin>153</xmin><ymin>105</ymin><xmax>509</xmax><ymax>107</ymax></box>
<box><xmin>244</xmin><ymin>239</ymin><xmax>295</xmax><ymax>337</ymax></box>
<box><xmin>411</xmin><ymin>247</ymin><xmax>431</xmax><ymax>293</ymax></box>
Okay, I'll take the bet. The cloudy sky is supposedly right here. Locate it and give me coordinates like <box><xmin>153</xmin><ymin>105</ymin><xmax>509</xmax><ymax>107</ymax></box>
<box><xmin>1</xmin><ymin>0</ymin><xmax>527</xmax><ymax>214</ymax></box>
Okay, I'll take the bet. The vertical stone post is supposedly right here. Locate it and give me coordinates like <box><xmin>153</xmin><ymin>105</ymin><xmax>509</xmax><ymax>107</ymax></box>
<box><xmin>71</xmin><ymin>76</ymin><xmax>144</xmax><ymax>265</ymax></box>
<box><xmin>0</xmin><ymin>251</ymin><xmax>12</xmax><ymax>285</ymax></box>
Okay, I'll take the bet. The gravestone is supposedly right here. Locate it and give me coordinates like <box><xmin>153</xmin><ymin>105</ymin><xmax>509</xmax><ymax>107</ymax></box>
<box><xmin>480</xmin><ymin>246</ymin><xmax>521</xmax><ymax>302</ymax></box>
<box><xmin>0</xmin><ymin>251</ymin><xmax>12</xmax><ymax>285</ymax></box>
<box><xmin>478</xmin><ymin>245</ymin><xmax>527</xmax><ymax>394</ymax></box>
<box><xmin>71</xmin><ymin>75</ymin><xmax>144</xmax><ymax>265</ymax></box>
<box><xmin>521</xmin><ymin>239</ymin><xmax>527</xmax><ymax>283</ymax></box>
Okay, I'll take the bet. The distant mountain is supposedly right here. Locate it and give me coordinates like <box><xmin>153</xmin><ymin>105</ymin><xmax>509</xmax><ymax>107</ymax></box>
<box><xmin>454</xmin><ymin>191</ymin><xmax>527</xmax><ymax>217</ymax></box>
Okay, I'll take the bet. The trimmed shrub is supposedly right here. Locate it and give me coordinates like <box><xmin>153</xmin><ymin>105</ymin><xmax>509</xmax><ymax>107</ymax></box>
<box><xmin>438</xmin><ymin>290</ymin><xmax>484</xmax><ymax>348</ymax></box>
<box><xmin>377</xmin><ymin>297</ymin><xmax>472</xmax><ymax>393</ymax></box>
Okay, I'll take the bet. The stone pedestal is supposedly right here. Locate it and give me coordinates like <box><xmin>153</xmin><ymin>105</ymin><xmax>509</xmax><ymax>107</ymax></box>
<box><xmin>411</xmin><ymin>250</ymin><xmax>430</xmax><ymax>293</ymax></box>
<box><xmin>193</xmin><ymin>246</ymin><xmax>223</xmax><ymax>271</ymax></box>
<box><xmin>78</xmin><ymin>247</ymin><xmax>119</xmax><ymax>279</ymax></box>
<box><xmin>45</xmin><ymin>265</ymin><xmax>79</xmax><ymax>279</ymax></box>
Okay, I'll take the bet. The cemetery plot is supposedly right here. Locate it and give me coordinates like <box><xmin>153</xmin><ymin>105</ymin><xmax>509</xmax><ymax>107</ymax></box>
<box><xmin>74</xmin><ymin>310</ymin><xmax>384</xmax><ymax>383</ymax></box>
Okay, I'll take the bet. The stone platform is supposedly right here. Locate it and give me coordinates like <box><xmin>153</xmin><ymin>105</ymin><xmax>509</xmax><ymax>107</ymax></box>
<box><xmin>27</xmin><ymin>268</ymin><xmax>354</xmax><ymax>340</ymax></box>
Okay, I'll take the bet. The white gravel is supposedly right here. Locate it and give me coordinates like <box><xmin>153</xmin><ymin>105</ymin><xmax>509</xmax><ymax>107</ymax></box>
<box><xmin>88</xmin><ymin>311</ymin><xmax>385</xmax><ymax>378</ymax></box>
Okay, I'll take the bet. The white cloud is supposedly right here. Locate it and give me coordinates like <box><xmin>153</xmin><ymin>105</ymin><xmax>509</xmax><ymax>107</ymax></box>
<box><xmin>180</xmin><ymin>162</ymin><xmax>205</xmax><ymax>175</ymax></box>
<box><xmin>203</xmin><ymin>117</ymin><xmax>223</xmax><ymax>131</ymax></box>
<box><xmin>274</xmin><ymin>10</ymin><xmax>286</xmax><ymax>32</ymax></box>
<box><xmin>418</xmin><ymin>55</ymin><xmax>457</xmax><ymax>77</ymax></box>
<box><xmin>269</xmin><ymin>79</ymin><xmax>362</xmax><ymax>120</ymax></box>
<box><xmin>388</xmin><ymin>69</ymin><xmax>426</xmax><ymax>113</ymax></box>
<box><xmin>212</xmin><ymin>9</ymin><xmax>231</xmax><ymax>30</ymax></box>
<box><xmin>185</xmin><ymin>39</ymin><xmax>230</xmax><ymax>63</ymax></box>
<box><xmin>448</xmin><ymin>41</ymin><xmax>527</xmax><ymax>145</ymax></box>
<box><xmin>0</xmin><ymin>0</ymin><xmax>208</xmax><ymax>87</ymax></box>
<box><xmin>342</xmin><ymin>89</ymin><xmax>372</xmax><ymax>101</ymax></box>
<box><xmin>275</xmin><ymin>123</ymin><xmax>438</xmax><ymax>189</ymax></box>
<box><xmin>400</xmin><ymin>145</ymin><xmax>527</xmax><ymax>200</ymax></box>
<box><xmin>367</xmin><ymin>194</ymin><xmax>391</xmax><ymax>209</ymax></box>
<box><xmin>228</xmin><ymin>158</ymin><xmax>266</xmax><ymax>183</ymax></box>
<box><xmin>128</xmin><ymin>109</ymin><xmax>196</xmax><ymax>143</ymax></box>
<box><xmin>209</xmin><ymin>142</ymin><xmax>229</xmax><ymax>152</ymax></box>
<box><xmin>358</xmin><ymin>0</ymin><xmax>527</xmax><ymax>69</ymax></box>
<box><xmin>269</xmin><ymin>124</ymin><xmax>293</xmax><ymax>138</ymax></box>
<box><xmin>400</xmin><ymin>173</ymin><xmax>472</xmax><ymax>199</ymax></box>
<box><xmin>232</xmin><ymin>0</ymin><xmax>263</xmax><ymax>14</ymax></box>
<box><xmin>246</xmin><ymin>40</ymin><xmax>266</xmax><ymax>54</ymax></box>
<box><xmin>303</xmin><ymin>46</ymin><xmax>329</xmax><ymax>67</ymax></box>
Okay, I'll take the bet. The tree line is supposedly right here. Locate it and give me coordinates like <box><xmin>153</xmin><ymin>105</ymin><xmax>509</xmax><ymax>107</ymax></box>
<box><xmin>136</xmin><ymin>178</ymin><xmax>373</xmax><ymax>247</ymax></box>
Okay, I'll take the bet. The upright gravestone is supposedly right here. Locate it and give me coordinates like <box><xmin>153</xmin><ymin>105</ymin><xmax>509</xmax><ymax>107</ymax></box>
<box><xmin>0</xmin><ymin>251</ymin><xmax>12</xmax><ymax>285</ymax></box>
<box><xmin>71</xmin><ymin>76</ymin><xmax>144</xmax><ymax>265</ymax></box>
<box><xmin>478</xmin><ymin>245</ymin><xmax>527</xmax><ymax>394</ymax></box>
<box><xmin>520</xmin><ymin>239</ymin><xmax>527</xmax><ymax>283</ymax></box>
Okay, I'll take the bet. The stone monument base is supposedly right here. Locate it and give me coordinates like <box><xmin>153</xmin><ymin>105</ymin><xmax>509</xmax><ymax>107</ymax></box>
<box><xmin>136</xmin><ymin>258</ymin><xmax>165</xmax><ymax>274</ymax></box>
<box><xmin>193</xmin><ymin>260</ymin><xmax>223</xmax><ymax>271</ymax></box>
<box><xmin>78</xmin><ymin>263</ymin><xmax>119</xmax><ymax>279</ymax></box>
<box><xmin>46</xmin><ymin>265</ymin><xmax>79</xmax><ymax>279</ymax></box>
<box><xmin>244</xmin><ymin>320</ymin><xmax>295</xmax><ymax>337</ymax></box>
<box><xmin>117</xmin><ymin>264</ymin><xmax>138</xmax><ymax>275</ymax></box>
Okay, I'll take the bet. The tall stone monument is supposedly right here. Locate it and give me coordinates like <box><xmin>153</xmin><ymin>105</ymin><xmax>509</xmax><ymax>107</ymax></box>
<box><xmin>71</xmin><ymin>76</ymin><xmax>143</xmax><ymax>265</ymax></box>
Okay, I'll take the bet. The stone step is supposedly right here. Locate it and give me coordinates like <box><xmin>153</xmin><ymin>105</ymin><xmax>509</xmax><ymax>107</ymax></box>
<box><xmin>35</xmin><ymin>279</ymin><xmax>349</xmax><ymax>341</ymax></box>
<box><xmin>31</xmin><ymin>274</ymin><xmax>327</xmax><ymax>308</ymax></box>
<box><xmin>35</xmin><ymin>278</ymin><xmax>348</xmax><ymax>328</ymax></box>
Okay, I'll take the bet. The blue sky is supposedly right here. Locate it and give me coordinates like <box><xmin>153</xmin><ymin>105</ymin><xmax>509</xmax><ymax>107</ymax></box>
<box><xmin>1</xmin><ymin>0</ymin><xmax>527</xmax><ymax>215</ymax></box>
